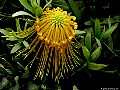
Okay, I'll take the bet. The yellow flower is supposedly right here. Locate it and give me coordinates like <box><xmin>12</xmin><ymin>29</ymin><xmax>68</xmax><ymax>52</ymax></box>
<box><xmin>17</xmin><ymin>7</ymin><xmax>79</xmax><ymax>81</ymax></box>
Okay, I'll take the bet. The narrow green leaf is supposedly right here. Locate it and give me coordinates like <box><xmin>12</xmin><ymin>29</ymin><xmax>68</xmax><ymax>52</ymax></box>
<box><xmin>16</xmin><ymin>19</ymin><xmax>21</xmax><ymax>32</ymax></box>
<box><xmin>95</xmin><ymin>37</ymin><xmax>102</xmax><ymax>48</ymax></box>
<box><xmin>108</xmin><ymin>16</ymin><xmax>111</xmax><ymax>28</ymax></box>
<box><xmin>23</xmin><ymin>41</ymin><xmax>29</xmax><ymax>47</ymax></box>
<box><xmin>82</xmin><ymin>46</ymin><xmax>90</xmax><ymax>60</ymax></box>
<box><xmin>19</xmin><ymin>0</ymin><xmax>35</xmax><ymax>14</ymax></box>
<box><xmin>5</xmin><ymin>69</ymin><xmax>12</xmax><ymax>74</ymax></box>
<box><xmin>12</xmin><ymin>11</ymin><xmax>35</xmax><ymax>18</ymax></box>
<box><xmin>0</xmin><ymin>29</ymin><xmax>9</xmax><ymax>35</ymax></box>
<box><xmin>37</xmin><ymin>0</ymin><xmax>40</xmax><ymax>6</ymax></box>
<box><xmin>75</xmin><ymin>30</ymin><xmax>86</xmax><ymax>34</ymax></box>
<box><xmin>101</xmin><ymin>70</ymin><xmax>117</xmax><ymax>73</ymax></box>
<box><xmin>10</xmin><ymin>44</ymin><xmax>21</xmax><ymax>54</ymax></box>
<box><xmin>103</xmin><ymin>43</ymin><xmax>117</xmax><ymax>56</ymax></box>
<box><xmin>91</xmin><ymin>47</ymin><xmax>101</xmax><ymax>61</ymax></box>
<box><xmin>95</xmin><ymin>18</ymin><xmax>101</xmax><ymax>39</ymax></box>
<box><xmin>107</xmin><ymin>16</ymin><xmax>113</xmax><ymax>50</ymax></box>
<box><xmin>68</xmin><ymin>0</ymin><xmax>82</xmax><ymax>22</ymax></box>
<box><xmin>22</xmin><ymin>67</ymin><xmax>29</xmax><ymax>78</ymax></box>
<box><xmin>101</xmin><ymin>23</ymin><xmax>118</xmax><ymax>40</ymax></box>
<box><xmin>6</xmin><ymin>37</ymin><xmax>18</xmax><ymax>41</ymax></box>
<box><xmin>85</xmin><ymin>33</ymin><xmax>91</xmax><ymax>51</ymax></box>
<box><xmin>43</xmin><ymin>0</ymin><xmax>52</xmax><ymax>10</ymax></box>
<box><xmin>88</xmin><ymin>62</ymin><xmax>107</xmax><ymax>70</ymax></box>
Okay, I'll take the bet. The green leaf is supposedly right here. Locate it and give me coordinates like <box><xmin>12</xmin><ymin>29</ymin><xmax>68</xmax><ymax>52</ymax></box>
<box><xmin>85</xmin><ymin>33</ymin><xmax>91</xmax><ymax>51</ymax></box>
<box><xmin>19</xmin><ymin>0</ymin><xmax>35</xmax><ymax>14</ymax></box>
<box><xmin>0</xmin><ymin>29</ymin><xmax>9</xmax><ymax>35</ymax></box>
<box><xmin>37</xmin><ymin>0</ymin><xmax>40</xmax><ymax>6</ymax></box>
<box><xmin>35</xmin><ymin>7</ymin><xmax>43</xmax><ymax>18</ymax></box>
<box><xmin>13</xmin><ymin>83</ymin><xmax>19</xmax><ymax>90</ymax></box>
<box><xmin>91</xmin><ymin>47</ymin><xmax>101</xmax><ymax>61</ymax></box>
<box><xmin>2</xmin><ymin>77</ymin><xmax>8</xmax><ymax>87</ymax></box>
<box><xmin>101</xmin><ymin>70</ymin><xmax>117</xmax><ymax>73</ymax></box>
<box><xmin>14</xmin><ymin>76</ymin><xmax>19</xmax><ymax>83</ymax></box>
<box><xmin>41</xmin><ymin>85</ymin><xmax>46</xmax><ymax>90</ymax></box>
<box><xmin>95</xmin><ymin>18</ymin><xmax>101</xmax><ymax>39</ymax></box>
<box><xmin>108</xmin><ymin>16</ymin><xmax>111</xmax><ymax>28</ymax></box>
<box><xmin>22</xmin><ymin>67</ymin><xmax>29</xmax><ymax>78</ymax></box>
<box><xmin>10</xmin><ymin>44</ymin><xmax>21</xmax><ymax>54</ymax></box>
<box><xmin>95</xmin><ymin>37</ymin><xmax>102</xmax><ymax>48</ymax></box>
<box><xmin>12</xmin><ymin>11</ymin><xmax>35</xmax><ymax>18</ymax></box>
<box><xmin>43</xmin><ymin>0</ymin><xmax>52</xmax><ymax>10</ymax></box>
<box><xmin>23</xmin><ymin>40</ymin><xmax>29</xmax><ymax>47</ymax></box>
<box><xmin>101</xmin><ymin>23</ymin><xmax>118</xmax><ymax>40</ymax></box>
<box><xmin>16</xmin><ymin>19</ymin><xmax>21</xmax><ymax>32</ymax></box>
<box><xmin>28</xmin><ymin>82</ymin><xmax>37</xmax><ymax>90</ymax></box>
<box><xmin>88</xmin><ymin>62</ymin><xmax>107</xmax><ymax>70</ymax></box>
<box><xmin>68</xmin><ymin>0</ymin><xmax>82</xmax><ymax>22</ymax></box>
<box><xmin>73</xmin><ymin>85</ymin><xmax>78</xmax><ymax>90</ymax></box>
<box><xmin>5</xmin><ymin>69</ymin><xmax>12</xmax><ymax>74</ymax></box>
<box><xmin>82</xmin><ymin>46</ymin><xmax>90</xmax><ymax>60</ymax></box>
<box><xmin>31</xmin><ymin>1</ymin><xmax>39</xmax><ymax>10</ymax></box>
<box><xmin>51</xmin><ymin>0</ymin><xmax>70</xmax><ymax>11</ymax></box>
<box><xmin>6</xmin><ymin>36</ymin><xmax>19</xmax><ymax>41</ymax></box>
<box><xmin>75</xmin><ymin>30</ymin><xmax>86</xmax><ymax>34</ymax></box>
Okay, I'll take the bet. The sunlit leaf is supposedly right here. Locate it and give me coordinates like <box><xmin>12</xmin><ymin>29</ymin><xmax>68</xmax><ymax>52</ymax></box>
<box><xmin>75</xmin><ymin>30</ymin><xmax>86</xmax><ymax>34</ymax></box>
<box><xmin>10</xmin><ymin>44</ymin><xmax>21</xmax><ymax>54</ymax></box>
<box><xmin>73</xmin><ymin>85</ymin><xmax>78</xmax><ymax>90</ymax></box>
<box><xmin>0</xmin><ymin>29</ymin><xmax>9</xmax><ymax>35</ymax></box>
<box><xmin>88</xmin><ymin>62</ymin><xmax>107</xmax><ymax>70</ymax></box>
<box><xmin>14</xmin><ymin>76</ymin><xmax>19</xmax><ymax>83</ymax></box>
<box><xmin>12</xmin><ymin>11</ymin><xmax>35</xmax><ymax>18</ymax></box>
<box><xmin>37</xmin><ymin>0</ymin><xmax>40</xmax><ymax>6</ymax></box>
<box><xmin>23</xmin><ymin>40</ymin><xmax>29</xmax><ymax>47</ymax></box>
<box><xmin>19</xmin><ymin>0</ymin><xmax>35</xmax><ymax>14</ymax></box>
<box><xmin>6</xmin><ymin>37</ymin><xmax>18</xmax><ymax>41</ymax></box>
<box><xmin>2</xmin><ymin>77</ymin><xmax>8</xmax><ymax>87</ymax></box>
<box><xmin>43</xmin><ymin>0</ymin><xmax>52</xmax><ymax>10</ymax></box>
<box><xmin>82</xmin><ymin>46</ymin><xmax>90</xmax><ymax>60</ymax></box>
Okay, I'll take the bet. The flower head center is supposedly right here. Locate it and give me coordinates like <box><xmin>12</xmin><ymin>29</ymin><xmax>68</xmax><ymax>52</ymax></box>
<box><xmin>53</xmin><ymin>15</ymin><xmax>63</xmax><ymax>25</ymax></box>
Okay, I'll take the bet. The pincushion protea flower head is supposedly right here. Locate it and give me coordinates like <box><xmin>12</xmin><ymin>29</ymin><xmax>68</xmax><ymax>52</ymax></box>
<box><xmin>11</xmin><ymin>7</ymin><xmax>79</xmax><ymax>81</ymax></box>
<box><xmin>35</xmin><ymin>7</ymin><xmax>78</xmax><ymax>52</ymax></box>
